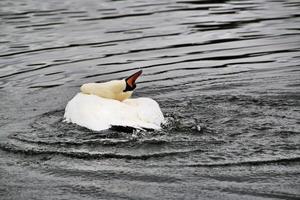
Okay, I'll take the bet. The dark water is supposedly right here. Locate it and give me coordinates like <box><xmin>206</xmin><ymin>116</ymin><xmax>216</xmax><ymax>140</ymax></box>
<box><xmin>1</xmin><ymin>0</ymin><xmax>300</xmax><ymax>199</ymax></box>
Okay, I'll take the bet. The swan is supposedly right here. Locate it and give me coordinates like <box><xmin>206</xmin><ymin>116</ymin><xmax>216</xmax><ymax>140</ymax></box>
<box><xmin>64</xmin><ymin>70</ymin><xmax>165</xmax><ymax>131</ymax></box>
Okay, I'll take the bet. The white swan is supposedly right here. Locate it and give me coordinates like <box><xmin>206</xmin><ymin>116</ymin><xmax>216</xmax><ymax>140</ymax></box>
<box><xmin>64</xmin><ymin>70</ymin><xmax>164</xmax><ymax>131</ymax></box>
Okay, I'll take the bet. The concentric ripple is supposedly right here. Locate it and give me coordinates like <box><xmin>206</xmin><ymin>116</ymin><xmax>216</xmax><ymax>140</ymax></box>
<box><xmin>1</xmin><ymin>94</ymin><xmax>299</xmax><ymax>165</ymax></box>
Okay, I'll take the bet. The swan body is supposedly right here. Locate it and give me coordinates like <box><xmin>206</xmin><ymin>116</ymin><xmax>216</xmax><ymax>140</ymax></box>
<box><xmin>64</xmin><ymin>70</ymin><xmax>165</xmax><ymax>131</ymax></box>
<box><xmin>64</xmin><ymin>93</ymin><xmax>164</xmax><ymax>131</ymax></box>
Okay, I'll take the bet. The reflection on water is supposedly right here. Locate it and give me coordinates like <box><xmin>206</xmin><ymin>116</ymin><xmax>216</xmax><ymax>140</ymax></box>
<box><xmin>0</xmin><ymin>0</ymin><xmax>299</xmax><ymax>199</ymax></box>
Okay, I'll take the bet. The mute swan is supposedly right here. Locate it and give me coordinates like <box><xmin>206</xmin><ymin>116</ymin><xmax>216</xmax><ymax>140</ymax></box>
<box><xmin>64</xmin><ymin>70</ymin><xmax>165</xmax><ymax>131</ymax></box>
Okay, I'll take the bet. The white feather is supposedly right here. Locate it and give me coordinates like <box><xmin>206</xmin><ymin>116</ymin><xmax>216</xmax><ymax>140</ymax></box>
<box><xmin>64</xmin><ymin>93</ymin><xmax>164</xmax><ymax>131</ymax></box>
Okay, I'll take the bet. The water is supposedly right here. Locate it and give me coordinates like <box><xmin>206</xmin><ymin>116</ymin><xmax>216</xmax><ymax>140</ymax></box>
<box><xmin>0</xmin><ymin>0</ymin><xmax>300</xmax><ymax>199</ymax></box>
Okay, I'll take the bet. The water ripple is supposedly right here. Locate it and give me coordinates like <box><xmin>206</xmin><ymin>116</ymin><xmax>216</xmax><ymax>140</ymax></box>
<box><xmin>1</xmin><ymin>0</ymin><xmax>300</xmax><ymax>199</ymax></box>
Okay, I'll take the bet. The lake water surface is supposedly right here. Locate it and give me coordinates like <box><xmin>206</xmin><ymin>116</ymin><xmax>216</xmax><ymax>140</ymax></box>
<box><xmin>0</xmin><ymin>0</ymin><xmax>300</xmax><ymax>199</ymax></box>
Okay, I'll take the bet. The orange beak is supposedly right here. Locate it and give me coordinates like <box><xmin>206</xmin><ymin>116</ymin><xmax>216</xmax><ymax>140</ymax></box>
<box><xmin>126</xmin><ymin>70</ymin><xmax>142</xmax><ymax>87</ymax></box>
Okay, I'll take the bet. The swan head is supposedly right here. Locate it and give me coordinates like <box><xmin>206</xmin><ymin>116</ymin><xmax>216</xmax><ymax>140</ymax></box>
<box><xmin>80</xmin><ymin>70</ymin><xmax>143</xmax><ymax>101</ymax></box>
